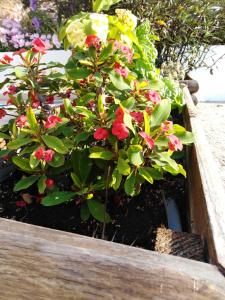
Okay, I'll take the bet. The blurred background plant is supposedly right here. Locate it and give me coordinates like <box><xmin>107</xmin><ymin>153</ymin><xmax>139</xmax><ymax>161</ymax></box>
<box><xmin>1</xmin><ymin>0</ymin><xmax>224</xmax><ymax>76</ymax></box>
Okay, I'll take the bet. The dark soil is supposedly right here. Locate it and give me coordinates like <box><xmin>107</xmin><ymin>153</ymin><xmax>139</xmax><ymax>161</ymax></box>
<box><xmin>0</xmin><ymin>166</ymin><xmax>187</xmax><ymax>250</ymax></box>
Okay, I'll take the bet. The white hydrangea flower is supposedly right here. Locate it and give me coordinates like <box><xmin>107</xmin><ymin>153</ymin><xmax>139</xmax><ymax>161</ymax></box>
<box><xmin>66</xmin><ymin>20</ymin><xmax>87</xmax><ymax>48</ymax></box>
<box><xmin>89</xmin><ymin>13</ymin><xmax>108</xmax><ymax>43</ymax></box>
<box><xmin>115</xmin><ymin>9</ymin><xmax>137</xmax><ymax>30</ymax></box>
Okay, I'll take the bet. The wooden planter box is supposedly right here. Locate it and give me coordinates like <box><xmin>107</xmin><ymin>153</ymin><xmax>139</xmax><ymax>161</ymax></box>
<box><xmin>0</xmin><ymin>84</ymin><xmax>225</xmax><ymax>299</ymax></box>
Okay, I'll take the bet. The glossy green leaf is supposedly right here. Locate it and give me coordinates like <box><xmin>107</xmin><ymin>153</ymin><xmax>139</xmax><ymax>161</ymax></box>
<box><xmin>151</xmin><ymin>99</ymin><xmax>171</xmax><ymax>128</ymax></box>
<box><xmin>127</xmin><ymin>145</ymin><xmax>144</xmax><ymax>166</ymax></box>
<box><xmin>124</xmin><ymin>170</ymin><xmax>136</xmax><ymax>196</ymax></box>
<box><xmin>80</xmin><ymin>203</ymin><xmax>90</xmax><ymax>221</ymax></box>
<box><xmin>14</xmin><ymin>175</ymin><xmax>40</xmax><ymax>192</ymax></box>
<box><xmin>89</xmin><ymin>147</ymin><xmax>114</xmax><ymax>160</ymax></box>
<box><xmin>72</xmin><ymin>149</ymin><xmax>92</xmax><ymax>184</ymax></box>
<box><xmin>87</xmin><ymin>199</ymin><xmax>111</xmax><ymax>223</ymax></box>
<box><xmin>117</xmin><ymin>157</ymin><xmax>130</xmax><ymax>176</ymax></box>
<box><xmin>71</xmin><ymin>172</ymin><xmax>82</xmax><ymax>188</ymax></box>
<box><xmin>93</xmin><ymin>0</ymin><xmax>121</xmax><ymax>12</ymax></box>
<box><xmin>42</xmin><ymin>191</ymin><xmax>76</xmax><ymax>206</ymax></box>
<box><xmin>26</xmin><ymin>107</ymin><xmax>38</xmax><ymax>131</ymax></box>
<box><xmin>67</xmin><ymin>68</ymin><xmax>92</xmax><ymax>80</ymax></box>
<box><xmin>12</xmin><ymin>156</ymin><xmax>33</xmax><ymax>172</ymax></box>
<box><xmin>109</xmin><ymin>71</ymin><xmax>130</xmax><ymax>90</ymax></box>
<box><xmin>7</xmin><ymin>137</ymin><xmax>33</xmax><ymax>150</ymax></box>
<box><xmin>38</xmin><ymin>175</ymin><xmax>47</xmax><ymax>194</ymax></box>
<box><xmin>42</xmin><ymin>135</ymin><xmax>68</xmax><ymax>154</ymax></box>
<box><xmin>111</xmin><ymin>168</ymin><xmax>122</xmax><ymax>191</ymax></box>
<box><xmin>30</xmin><ymin>152</ymin><xmax>40</xmax><ymax>169</ymax></box>
<box><xmin>47</xmin><ymin>153</ymin><xmax>65</xmax><ymax>167</ymax></box>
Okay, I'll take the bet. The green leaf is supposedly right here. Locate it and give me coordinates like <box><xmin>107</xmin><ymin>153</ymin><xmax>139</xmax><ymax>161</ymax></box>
<box><xmin>64</xmin><ymin>98</ymin><xmax>75</xmax><ymax>116</ymax></box>
<box><xmin>151</xmin><ymin>99</ymin><xmax>171</xmax><ymax>128</ymax></box>
<box><xmin>0</xmin><ymin>149</ymin><xmax>10</xmax><ymax>158</ymax></box>
<box><xmin>26</xmin><ymin>107</ymin><xmax>38</xmax><ymax>131</ymax></box>
<box><xmin>71</xmin><ymin>172</ymin><xmax>82</xmax><ymax>189</ymax></box>
<box><xmin>30</xmin><ymin>152</ymin><xmax>40</xmax><ymax>169</ymax></box>
<box><xmin>12</xmin><ymin>156</ymin><xmax>33</xmax><ymax>172</ymax></box>
<box><xmin>93</xmin><ymin>0</ymin><xmax>121</xmax><ymax>12</ymax></box>
<box><xmin>176</xmin><ymin>131</ymin><xmax>194</xmax><ymax>145</ymax></box>
<box><xmin>123</xmin><ymin>112</ymin><xmax>135</xmax><ymax>134</ymax></box>
<box><xmin>124</xmin><ymin>170</ymin><xmax>136</xmax><ymax>196</ymax></box>
<box><xmin>38</xmin><ymin>175</ymin><xmax>47</xmax><ymax>194</ymax></box>
<box><xmin>7</xmin><ymin>137</ymin><xmax>33</xmax><ymax>150</ymax></box>
<box><xmin>87</xmin><ymin>199</ymin><xmax>111</xmax><ymax>223</ymax></box>
<box><xmin>157</xmin><ymin>152</ymin><xmax>178</xmax><ymax>171</ymax></box>
<box><xmin>47</xmin><ymin>153</ymin><xmax>65</xmax><ymax>168</ymax></box>
<box><xmin>99</xmin><ymin>43</ymin><xmax>114</xmax><ymax>62</ymax></box>
<box><xmin>0</xmin><ymin>132</ymin><xmax>10</xmax><ymax>139</ymax></box>
<box><xmin>42</xmin><ymin>135</ymin><xmax>68</xmax><ymax>154</ymax></box>
<box><xmin>109</xmin><ymin>71</ymin><xmax>130</xmax><ymax>90</ymax></box>
<box><xmin>80</xmin><ymin>203</ymin><xmax>90</xmax><ymax>221</ymax></box>
<box><xmin>74</xmin><ymin>132</ymin><xmax>90</xmax><ymax>144</ymax></box>
<box><xmin>127</xmin><ymin>145</ymin><xmax>144</xmax><ymax>166</ymax></box>
<box><xmin>117</xmin><ymin>157</ymin><xmax>130</xmax><ymax>176</ymax></box>
<box><xmin>72</xmin><ymin>149</ymin><xmax>92</xmax><ymax>184</ymax></box>
<box><xmin>14</xmin><ymin>175</ymin><xmax>39</xmax><ymax>192</ymax></box>
<box><xmin>143</xmin><ymin>111</ymin><xmax>150</xmax><ymax>135</ymax></box>
<box><xmin>42</xmin><ymin>191</ymin><xmax>76</xmax><ymax>206</ymax></box>
<box><xmin>89</xmin><ymin>147</ymin><xmax>114</xmax><ymax>160</ymax></box>
<box><xmin>111</xmin><ymin>168</ymin><xmax>122</xmax><ymax>191</ymax></box>
<box><xmin>138</xmin><ymin>166</ymin><xmax>163</xmax><ymax>184</ymax></box>
<box><xmin>67</xmin><ymin>68</ymin><xmax>92</xmax><ymax>80</ymax></box>
<box><xmin>14</xmin><ymin>66</ymin><xmax>26</xmax><ymax>79</ymax></box>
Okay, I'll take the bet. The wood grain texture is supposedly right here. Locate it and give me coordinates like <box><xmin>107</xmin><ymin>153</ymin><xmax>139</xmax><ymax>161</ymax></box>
<box><xmin>184</xmin><ymin>87</ymin><xmax>225</xmax><ymax>270</ymax></box>
<box><xmin>0</xmin><ymin>218</ymin><xmax>225</xmax><ymax>300</ymax></box>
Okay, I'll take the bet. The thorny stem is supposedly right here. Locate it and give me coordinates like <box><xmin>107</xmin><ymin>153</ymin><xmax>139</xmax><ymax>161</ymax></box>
<box><xmin>102</xmin><ymin>165</ymin><xmax>111</xmax><ymax>240</ymax></box>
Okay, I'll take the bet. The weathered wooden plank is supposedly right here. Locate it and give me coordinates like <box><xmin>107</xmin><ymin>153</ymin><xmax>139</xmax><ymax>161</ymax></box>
<box><xmin>184</xmin><ymin>87</ymin><xmax>225</xmax><ymax>270</ymax></box>
<box><xmin>0</xmin><ymin>218</ymin><xmax>225</xmax><ymax>300</ymax></box>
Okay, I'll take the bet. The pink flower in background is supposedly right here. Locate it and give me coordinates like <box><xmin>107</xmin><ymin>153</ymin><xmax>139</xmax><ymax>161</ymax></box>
<box><xmin>43</xmin><ymin>149</ymin><xmax>55</xmax><ymax>162</ymax></box>
<box><xmin>3</xmin><ymin>85</ymin><xmax>17</xmax><ymax>96</ymax></box>
<box><xmin>168</xmin><ymin>135</ymin><xmax>183</xmax><ymax>151</ymax></box>
<box><xmin>161</xmin><ymin>120</ymin><xmax>173</xmax><ymax>132</ymax></box>
<box><xmin>145</xmin><ymin>90</ymin><xmax>161</xmax><ymax>104</ymax></box>
<box><xmin>85</xmin><ymin>35</ymin><xmax>101</xmax><ymax>49</ymax></box>
<box><xmin>46</xmin><ymin>95</ymin><xmax>54</xmax><ymax>104</ymax></box>
<box><xmin>139</xmin><ymin>131</ymin><xmax>155</xmax><ymax>149</ymax></box>
<box><xmin>44</xmin><ymin>115</ymin><xmax>62</xmax><ymax>129</ymax></box>
<box><xmin>114</xmin><ymin>62</ymin><xmax>128</xmax><ymax>78</ymax></box>
<box><xmin>16</xmin><ymin>115</ymin><xmax>27</xmax><ymax>128</ymax></box>
<box><xmin>0</xmin><ymin>109</ymin><xmax>6</xmax><ymax>119</ymax></box>
<box><xmin>32</xmin><ymin>37</ymin><xmax>49</xmax><ymax>54</ymax></box>
<box><xmin>0</xmin><ymin>54</ymin><xmax>13</xmax><ymax>64</ymax></box>
<box><xmin>94</xmin><ymin>128</ymin><xmax>109</xmax><ymax>140</ymax></box>
<box><xmin>34</xmin><ymin>147</ymin><xmax>44</xmax><ymax>160</ymax></box>
<box><xmin>114</xmin><ymin>41</ymin><xmax>133</xmax><ymax>63</ymax></box>
<box><xmin>130</xmin><ymin>111</ymin><xmax>144</xmax><ymax>124</ymax></box>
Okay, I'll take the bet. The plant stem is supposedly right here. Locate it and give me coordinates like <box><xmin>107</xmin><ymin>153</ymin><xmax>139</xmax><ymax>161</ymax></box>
<box><xmin>102</xmin><ymin>165</ymin><xmax>111</xmax><ymax>240</ymax></box>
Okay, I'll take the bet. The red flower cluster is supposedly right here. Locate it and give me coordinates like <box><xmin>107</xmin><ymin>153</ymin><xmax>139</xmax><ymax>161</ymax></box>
<box><xmin>16</xmin><ymin>115</ymin><xmax>27</xmax><ymax>128</ymax></box>
<box><xmin>112</xmin><ymin>107</ymin><xmax>129</xmax><ymax>140</ymax></box>
<box><xmin>94</xmin><ymin>128</ymin><xmax>109</xmax><ymax>140</ymax></box>
<box><xmin>34</xmin><ymin>147</ymin><xmax>55</xmax><ymax>162</ymax></box>
<box><xmin>168</xmin><ymin>135</ymin><xmax>183</xmax><ymax>151</ymax></box>
<box><xmin>0</xmin><ymin>109</ymin><xmax>6</xmax><ymax>119</ymax></box>
<box><xmin>45</xmin><ymin>178</ymin><xmax>55</xmax><ymax>188</ymax></box>
<box><xmin>85</xmin><ymin>35</ymin><xmax>101</xmax><ymax>49</ymax></box>
<box><xmin>145</xmin><ymin>90</ymin><xmax>161</xmax><ymax>104</ymax></box>
<box><xmin>114</xmin><ymin>41</ymin><xmax>133</xmax><ymax>63</ymax></box>
<box><xmin>44</xmin><ymin>115</ymin><xmax>62</xmax><ymax>129</ymax></box>
<box><xmin>139</xmin><ymin>131</ymin><xmax>155</xmax><ymax>149</ymax></box>
<box><xmin>46</xmin><ymin>95</ymin><xmax>54</xmax><ymax>104</ymax></box>
<box><xmin>3</xmin><ymin>85</ymin><xmax>17</xmax><ymax>96</ymax></box>
<box><xmin>130</xmin><ymin>111</ymin><xmax>144</xmax><ymax>124</ymax></box>
<box><xmin>114</xmin><ymin>63</ymin><xmax>128</xmax><ymax>78</ymax></box>
<box><xmin>0</xmin><ymin>54</ymin><xmax>13</xmax><ymax>64</ymax></box>
<box><xmin>31</xmin><ymin>93</ymin><xmax>40</xmax><ymax>108</ymax></box>
<box><xmin>32</xmin><ymin>37</ymin><xmax>49</xmax><ymax>54</ymax></box>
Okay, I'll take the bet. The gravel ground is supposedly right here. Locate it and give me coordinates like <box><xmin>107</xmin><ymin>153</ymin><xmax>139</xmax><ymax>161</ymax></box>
<box><xmin>196</xmin><ymin>103</ymin><xmax>225</xmax><ymax>189</ymax></box>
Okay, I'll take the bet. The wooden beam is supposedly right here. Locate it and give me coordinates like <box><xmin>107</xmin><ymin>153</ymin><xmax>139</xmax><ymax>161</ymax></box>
<box><xmin>0</xmin><ymin>218</ymin><xmax>225</xmax><ymax>300</ymax></box>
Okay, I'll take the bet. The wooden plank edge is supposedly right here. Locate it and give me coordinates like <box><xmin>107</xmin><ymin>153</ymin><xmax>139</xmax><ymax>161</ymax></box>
<box><xmin>183</xmin><ymin>86</ymin><xmax>225</xmax><ymax>269</ymax></box>
<box><xmin>0</xmin><ymin>217</ymin><xmax>225</xmax><ymax>300</ymax></box>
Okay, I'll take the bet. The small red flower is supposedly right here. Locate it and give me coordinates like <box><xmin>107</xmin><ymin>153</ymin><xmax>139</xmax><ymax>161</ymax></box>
<box><xmin>161</xmin><ymin>120</ymin><xmax>173</xmax><ymax>132</ymax></box>
<box><xmin>112</xmin><ymin>121</ymin><xmax>129</xmax><ymax>140</ymax></box>
<box><xmin>32</xmin><ymin>37</ymin><xmax>49</xmax><ymax>54</ymax></box>
<box><xmin>15</xmin><ymin>200</ymin><xmax>26</xmax><ymax>208</ymax></box>
<box><xmin>66</xmin><ymin>89</ymin><xmax>72</xmax><ymax>98</ymax></box>
<box><xmin>145</xmin><ymin>107</ymin><xmax>152</xmax><ymax>115</ymax></box>
<box><xmin>43</xmin><ymin>149</ymin><xmax>55</xmax><ymax>162</ymax></box>
<box><xmin>0</xmin><ymin>54</ymin><xmax>13</xmax><ymax>64</ymax></box>
<box><xmin>0</xmin><ymin>109</ymin><xmax>6</xmax><ymax>119</ymax></box>
<box><xmin>114</xmin><ymin>41</ymin><xmax>133</xmax><ymax>63</ymax></box>
<box><xmin>145</xmin><ymin>90</ymin><xmax>161</xmax><ymax>104</ymax></box>
<box><xmin>13</xmin><ymin>48</ymin><xmax>27</xmax><ymax>56</ymax></box>
<box><xmin>34</xmin><ymin>147</ymin><xmax>45</xmax><ymax>160</ymax></box>
<box><xmin>3</xmin><ymin>85</ymin><xmax>17</xmax><ymax>96</ymax></box>
<box><xmin>130</xmin><ymin>111</ymin><xmax>144</xmax><ymax>124</ymax></box>
<box><xmin>2</xmin><ymin>155</ymin><xmax>9</xmax><ymax>161</ymax></box>
<box><xmin>46</xmin><ymin>178</ymin><xmax>55</xmax><ymax>189</ymax></box>
<box><xmin>30</xmin><ymin>92</ymin><xmax>40</xmax><ymax>108</ymax></box>
<box><xmin>94</xmin><ymin>128</ymin><xmax>109</xmax><ymax>140</ymax></box>
<box><xmin>46</xmin><ymin>95</ymin><xmax>54</xmax><ymax>104</ymax></box>
<box><xmin>85</xmin><ymin>35</ymin><xmax>101</xmax><ymax>49</ymax></box>
<box><xmin>16</xmin><ymin>115</ymin><xmax>27</xmax><ymax>128</ymax></box>
<box><xmin>115</xmin><ymin>107</ymin><xmax>124</xmax><ymax>123</ymax></box>
<box><xmin>44</xmin><ymin>115</ymin><xmax>62</xmax><ymax>129</ymax></box>
<box><xmin>114</xmin><ymin>62</ymin><xmax>128</xmax><ymax>78</ymax></box>
<box><xmin>139</xmin><ymin>131</ymin><xmax>155</xmax><ymax>149</ymax></box>
<box><xmin>168</xmin><ymin>135</ymin><xmax>183</xmax><ymax>151</ymax></box>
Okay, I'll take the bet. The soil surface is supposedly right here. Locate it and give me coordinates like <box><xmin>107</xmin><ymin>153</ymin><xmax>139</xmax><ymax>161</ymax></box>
<box><xmin>0</xmin><ymin>168</ymin><xmax>187</xmax><ymax>250</ymax></box>
<box><xmin>197</xmin><ymin>103</ymin><xmax>225</xmax><ymax>190</ymax></box>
